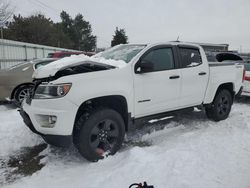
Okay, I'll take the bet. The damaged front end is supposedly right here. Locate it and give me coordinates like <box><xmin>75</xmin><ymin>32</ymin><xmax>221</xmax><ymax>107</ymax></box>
<box><xmin>34</xmin><ymin>60</ymin><xmax>116</xmax><ymax>81</ymax></box>
<box><xmin>27</xmin><ymin>61</ymin><xmax>115</xmax><ymax>104</ymax></box>
<box><xmin>52</xmin><ymin>61</ymin><xmax>115</xmax><ymax>80</ymax></box>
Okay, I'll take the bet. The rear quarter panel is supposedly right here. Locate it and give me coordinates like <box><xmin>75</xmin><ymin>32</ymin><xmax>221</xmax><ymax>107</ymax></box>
<box><xmin>203</xmin><ymin>63</ymin><xmax>243</xmax><ymax>104</ymax></box>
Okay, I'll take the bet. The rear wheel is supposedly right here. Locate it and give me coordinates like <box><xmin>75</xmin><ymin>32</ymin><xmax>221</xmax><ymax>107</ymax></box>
<box><xmin>74</xmin><ymin>108</ymin><xmax>125</xmax><ymax>162</ymax></box>
<box><xmin>205</xmin><ymin>89</ymin><xmax>233</xmax><ymax>121</ymax></box>
<box><xmin>13</xmin><ymin>85</ymin><xmax>33</xmax><ymax>104</ymax></box>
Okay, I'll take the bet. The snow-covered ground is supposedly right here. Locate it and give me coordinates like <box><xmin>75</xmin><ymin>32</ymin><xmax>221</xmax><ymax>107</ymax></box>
<box><xmin>1</xmin><ymin>101</ymin><xmax>250</xmax><ymax>188</ymax></box>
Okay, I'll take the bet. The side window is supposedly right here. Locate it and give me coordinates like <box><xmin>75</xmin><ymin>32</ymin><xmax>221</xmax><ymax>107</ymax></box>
<box><xmin>179</xmin><ymin>48</ymin><xmax>202</xmax><ymax>68</ymax></box>
<box><xmin>141</xmin><ymin>48</ymin><xmax>174</xmax><ymax>72</ymax></box>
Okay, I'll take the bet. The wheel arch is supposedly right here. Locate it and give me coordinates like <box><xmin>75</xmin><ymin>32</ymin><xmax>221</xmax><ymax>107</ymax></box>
<box><xmin>73</xmin><ymin>95</ymin><xmax>131</xmax><ymax>136</ymax></box>
<box><xmin>205</xmin><ymin>83</ymin><xmax>234</xmax><ymax>121</ymax></box>
<box><xmin>215</xmin><ymin>82</ymin><xmax>235</xmax><ymax>100</ymax></box>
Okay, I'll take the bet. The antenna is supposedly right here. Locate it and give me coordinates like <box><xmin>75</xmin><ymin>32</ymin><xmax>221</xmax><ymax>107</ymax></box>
<box><xmin>176</xmin><ymin>36</ymin><xmax>180</xmax><ymax>42</ymax></box>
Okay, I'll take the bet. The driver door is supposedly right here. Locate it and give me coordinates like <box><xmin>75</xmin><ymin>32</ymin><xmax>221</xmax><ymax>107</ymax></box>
<box><xmin>133</xmin><ymin>46</ymin><xmax>181</xmax><ymax>118</ymax></box>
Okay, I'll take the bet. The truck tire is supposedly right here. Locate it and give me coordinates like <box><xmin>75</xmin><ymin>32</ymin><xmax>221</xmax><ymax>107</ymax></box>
<box><xmin>205</xmin><ymin>89</ymin><xmax>233</xmax><ymax>121</ymax></box>
<box><xmin>74</xmin><ymin>108</ymin><xmax>125</xmax><ymax>162</ymax></box>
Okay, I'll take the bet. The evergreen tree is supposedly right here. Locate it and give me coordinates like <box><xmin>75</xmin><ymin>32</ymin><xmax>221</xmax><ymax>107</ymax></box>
<box><xmin>4</xmin><ymin>14</ymin><xmax>72</xmax><ymax>47</ymax></box>
<box><xmin>4</xmin><ymin>11</ymin><xmax>97</xmax><ymax>51</ymax></box>
<box><xmin>60</xmin><ymin>11</ymin><xmax>74</xmax><ymax>41</ymax></box>
<box><xmin>111</xmin><ymin>27</ymin><xmax>128</xmax><ymax>47</ymax></box>
<box><xmin>73</xmin><ymin>14</ymin><xmax>96</xmax><ymax>51</ymax></box>
<box><xmin>60</xmin><ymin>11</ymin><xmax>96</xmax><ymax>51</ymax></box>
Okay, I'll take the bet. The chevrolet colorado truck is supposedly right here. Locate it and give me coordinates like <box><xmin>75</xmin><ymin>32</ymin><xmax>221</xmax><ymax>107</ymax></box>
<box><xmin>19</xmin><ymin>42</ymin><xmax>244</xmax><ymax>161</ymax></box>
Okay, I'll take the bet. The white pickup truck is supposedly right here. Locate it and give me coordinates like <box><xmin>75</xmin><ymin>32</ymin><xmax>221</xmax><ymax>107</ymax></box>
<box><xmin>20</xmin><ymin>42</ymin><xmax>244</xmax><ymax>161</ymax></box>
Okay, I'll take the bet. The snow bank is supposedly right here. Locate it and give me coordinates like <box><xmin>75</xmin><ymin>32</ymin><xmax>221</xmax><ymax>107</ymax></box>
<box><xmin>0</xmin><ymin>106</ymin><xmax>42</xmax><ymax>158</ymax></box>
<box><xmin>2</xmin><ymin>103</ymin><xmax>250</xmax><ymax>188</ymax></box>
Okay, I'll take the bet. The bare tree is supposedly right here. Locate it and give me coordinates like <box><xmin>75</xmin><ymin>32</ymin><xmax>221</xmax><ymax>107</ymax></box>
<box><xmin>0</xmin><ymin>0</ymin><xmax>13</xmax><ymax>39</ymax></box>
<box><xmin>0</xmin><ymin>0</ymin><xmax>12</xmax><ymax>26</ymax></box>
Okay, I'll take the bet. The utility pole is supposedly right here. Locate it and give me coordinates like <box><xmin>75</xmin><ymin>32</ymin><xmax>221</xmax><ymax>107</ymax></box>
<box><xmin>0</xmin><ymin>27</ymin><xmax>3</xmax><ymax>39</ymax></box>
<box><xmin>0</xmin><ymin>26</ymin><xmax>6</xmax><ymax>70</ymax></box>
<box><xmin>0</xmin><ymin>27</ymin><xmax>3</xmax><ymax>70</ymax></box>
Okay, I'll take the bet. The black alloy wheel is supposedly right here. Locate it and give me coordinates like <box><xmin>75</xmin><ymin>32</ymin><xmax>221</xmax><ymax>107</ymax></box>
<box><xmin>89</xmin><ymin>119</ymin><xmax>119</xmax><ymax>155</ymax></box>
<box><xmin>74</xmin><ymin>108</ymin><xmax>125</xmax><ymax>162</ymax></box>
<box><xmin>216</xmin><ymin>95</ymin><xmax>230</xmax><ymax>116</ymax></box>
<box><xmin>205</xmin><ymin>89</ymin><xmax>233</xmax><ymax>121</ymax></box>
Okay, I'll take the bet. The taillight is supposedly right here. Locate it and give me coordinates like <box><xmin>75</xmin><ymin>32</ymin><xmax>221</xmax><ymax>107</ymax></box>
<box><xmin>245</xmin><ymin>76</ymin><xmax>250</xmax><ymax>81</ymax></box>
<box><xmin>243</xmin><ymin>68</ymin><xmax>246</xmax><ymax>82</ymax></box>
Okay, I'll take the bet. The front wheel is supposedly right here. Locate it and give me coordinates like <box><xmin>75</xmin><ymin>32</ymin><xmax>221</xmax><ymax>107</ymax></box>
<box><xmin>205</xmin><ymin>89</ymin><xmax>233</xmax><ymax>121</ymax></box>
<box><xmin>74</xmin><ymin>108</ymin><xmax>125</xmax><ymax>162</ymax></box>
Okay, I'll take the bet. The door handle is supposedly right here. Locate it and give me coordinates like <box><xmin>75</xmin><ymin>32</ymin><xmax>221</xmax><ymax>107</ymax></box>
<box><xmin>169</xmin><ymin>75</ymin><xmax>180</xmax><ymax>79</ymax></box>
<box><xmin>198</xmin><ymin>72</ymin><xmax>207</xmax><ymax>76</ymax></box>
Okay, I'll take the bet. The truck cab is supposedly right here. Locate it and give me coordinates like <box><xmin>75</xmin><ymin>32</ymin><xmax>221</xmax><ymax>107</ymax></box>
<box><xmin>133</xmin><ymin>44</ymin><xmax>209</xmax><ymax>117</ymax></box>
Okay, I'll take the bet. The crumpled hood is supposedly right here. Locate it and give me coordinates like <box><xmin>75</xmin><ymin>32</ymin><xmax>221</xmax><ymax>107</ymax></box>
<box><xmin>33</xmin><ymin>54</ymin><xmax>127</xmax><ymax>79</ymax></box>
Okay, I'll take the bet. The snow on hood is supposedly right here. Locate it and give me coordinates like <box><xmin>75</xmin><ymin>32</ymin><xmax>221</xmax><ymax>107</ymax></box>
<box><xmin>33</xmin><ymin>54</ymin><xmax>127</xmax><ymax>79</ymax></box>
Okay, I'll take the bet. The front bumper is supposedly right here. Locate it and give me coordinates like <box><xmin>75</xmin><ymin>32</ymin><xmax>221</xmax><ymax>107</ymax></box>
<box><xmin>22</xmin><ymin>97</ymin><xmax>78</xmax><ymax>135</ymax></box>
<box><xmin>19</xmin><ymin>108</ymin><xmax>72</xmax><ymax>147</ymax></box>
<box><xmin>20</xmin><ymin>97</ymin><xmax>79</xmax><ymax>146</ymax></box>
<box><xmin>19</xmin><ymin>109</ymin><xmax>42</xmax><ymax>135</ymax></box>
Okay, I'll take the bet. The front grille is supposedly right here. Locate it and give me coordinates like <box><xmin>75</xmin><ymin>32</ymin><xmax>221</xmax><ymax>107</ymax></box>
<box><xmin>32</xmin><ymin>80</ymin><xmax>43</xmax><ymax>97</ymax></box>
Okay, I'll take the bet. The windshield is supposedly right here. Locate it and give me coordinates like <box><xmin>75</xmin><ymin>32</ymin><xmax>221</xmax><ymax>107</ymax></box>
<box><xmin>34</xmin><ymin>60</ymin><xmax>56</xmax><ymax>69</ymax></box>
<box><xmin>96</xmin><ymin>44</ymin><xmax>146</xmax><ymax>63</ymax></box>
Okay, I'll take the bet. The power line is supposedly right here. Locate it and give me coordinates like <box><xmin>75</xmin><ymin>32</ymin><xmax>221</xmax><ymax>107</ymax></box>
<box><xmin>27</xmin><ymin>0</ymin><xmax>45</xmax><ymax>9</ymax></box>
<box><xmin>33</xmin><ymin>0</ymin><xmax>59</xmax><ymax>12</ymax></box>
<box><xmin>27</xmin><ymin>0</ymin><xmax>60</xmax><ymax>17</ymax></box>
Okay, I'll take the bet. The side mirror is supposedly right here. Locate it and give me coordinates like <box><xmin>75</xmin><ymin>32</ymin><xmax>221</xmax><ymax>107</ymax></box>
<box><xmin>135</xmin><ymin>60</ymin><xmax>154</xmax><ymax>74</ymax></box>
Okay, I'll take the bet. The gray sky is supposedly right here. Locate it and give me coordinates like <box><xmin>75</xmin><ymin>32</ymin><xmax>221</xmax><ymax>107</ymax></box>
<box><xmin>10</xmin><ymin>0</ymin><xmax>250</xmax><ymax>52</ymax></box>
